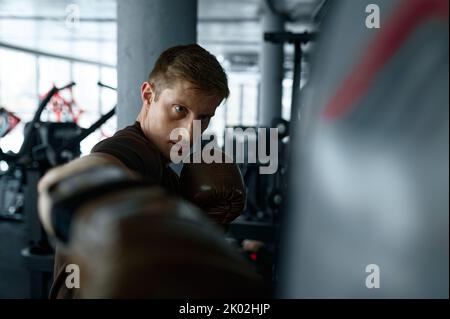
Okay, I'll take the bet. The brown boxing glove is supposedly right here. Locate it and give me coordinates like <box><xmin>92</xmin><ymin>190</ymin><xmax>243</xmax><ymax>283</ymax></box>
<box><xmin>179</xmin><ymin>149</ymin><xmax>246</xmax><ymax>224</ymax></box>
<box><xmin>67</xmin><ymin>187</ymin><xmax>264</xmax><ymax>298</ymax></box>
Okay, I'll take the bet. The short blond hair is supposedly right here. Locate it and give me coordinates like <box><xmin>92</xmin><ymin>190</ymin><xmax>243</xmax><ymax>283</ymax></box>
<box><xmin>148</xmin><ymin>44</ymin><xmax>229</xmax><ymax>101</ymax></box>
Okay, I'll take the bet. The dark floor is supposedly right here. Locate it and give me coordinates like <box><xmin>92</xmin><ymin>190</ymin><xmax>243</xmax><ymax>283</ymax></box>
<box><xmin>0</xmin><ymin>220</ymin><xmax>30</xmax><ymax>298</ymax></box>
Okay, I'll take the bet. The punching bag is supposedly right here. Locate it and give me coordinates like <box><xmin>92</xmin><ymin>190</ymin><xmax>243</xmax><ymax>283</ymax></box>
<box><xmin>280</xmin><ymin>0</ymin><xmax>448</xmax><ymax>298</ymax></box>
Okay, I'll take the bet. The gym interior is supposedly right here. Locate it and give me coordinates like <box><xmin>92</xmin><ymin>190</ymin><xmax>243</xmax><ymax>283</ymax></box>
<box><xmin>0</xmin><ymin>0</ymin><xmax>448</xmax><ymax>300</ymax></box>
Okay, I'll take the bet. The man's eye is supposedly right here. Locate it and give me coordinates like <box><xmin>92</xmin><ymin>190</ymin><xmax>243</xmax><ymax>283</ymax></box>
<box><xmin>174</xmin><ymin>105</ymin><xmax>186</xmax><ymax>113</ymax></box>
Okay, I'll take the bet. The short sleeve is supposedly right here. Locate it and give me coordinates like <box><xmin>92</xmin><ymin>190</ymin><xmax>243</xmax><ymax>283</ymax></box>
<box><xmin>91</xmin><ymin>131</ymin><xmax>163</xmax><ymax>181</ymax></box>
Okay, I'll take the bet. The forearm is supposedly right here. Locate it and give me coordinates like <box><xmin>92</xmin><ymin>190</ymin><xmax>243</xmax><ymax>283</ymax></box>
<box><xmin>38</xmin><ymin>153</ymin><xmax>137</xmax><ymax>239</ymax></box>
<box><xmin>38</xmin><ymin>153</ymin><xmax>140</xmax><ymax>298</ymax></box>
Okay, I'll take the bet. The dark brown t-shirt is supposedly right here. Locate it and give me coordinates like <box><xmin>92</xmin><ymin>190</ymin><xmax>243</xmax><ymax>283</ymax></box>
<box><xmin>49</xmin><ymin>121</ymin><xmax>180</xmax><ymax>299</ymax></box>
<box><xmin>91</xmin><ymin>121</ymin><xmax>180</xmax><ymax>194</ymax></box>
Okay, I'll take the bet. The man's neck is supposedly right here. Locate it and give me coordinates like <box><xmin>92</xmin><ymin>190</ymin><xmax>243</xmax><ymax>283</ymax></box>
<box><xmin>135</xmin><ymin>120</ymin><xmax>171</xmax><ymax>166</ymax></box>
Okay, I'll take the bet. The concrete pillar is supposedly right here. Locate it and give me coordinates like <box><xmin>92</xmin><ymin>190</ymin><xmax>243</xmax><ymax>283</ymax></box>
<box><xmin>117</xmin><ymin>0</ymin><xmax>197</xmax><ymax>129</ymax></box>
<box><xmin>258</xmin><ymin>2</ymin><xmax>285</xmax><ymax>127</ymax></box>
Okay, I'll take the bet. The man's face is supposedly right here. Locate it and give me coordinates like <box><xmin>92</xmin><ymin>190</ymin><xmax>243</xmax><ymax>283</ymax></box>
<box><xmin>139</xmin><ymin>80</ymin><xmax>222</xmax><ymax>161</ymax></box>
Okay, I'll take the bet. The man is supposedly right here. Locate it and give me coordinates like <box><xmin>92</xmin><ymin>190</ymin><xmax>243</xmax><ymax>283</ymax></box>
<box><xmin>39</xmin><ymin>44</ymin><xmax>254</xmax><ymax>298</ymax></box>
<box><xmin>90</xmin><ymin>44</ymin><xmax>229</xmax><ymax>194</ymax></box>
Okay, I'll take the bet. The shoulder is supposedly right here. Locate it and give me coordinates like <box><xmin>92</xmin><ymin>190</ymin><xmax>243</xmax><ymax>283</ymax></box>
<box><xmin>91</xmin><ymin>122</ymin><xmax>163</xmax><ymax>177</ymax></box>
<box><xmin>93</xmin><ymin>122</ymin><xmax>157</xmax><ymax>156</ymax></box>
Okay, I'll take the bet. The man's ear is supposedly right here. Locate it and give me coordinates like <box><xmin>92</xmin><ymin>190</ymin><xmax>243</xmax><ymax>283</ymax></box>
<box><xmin>141</xmin><ymin>82</ymin><xmax>154</xmax><ymax>107</ymax></box>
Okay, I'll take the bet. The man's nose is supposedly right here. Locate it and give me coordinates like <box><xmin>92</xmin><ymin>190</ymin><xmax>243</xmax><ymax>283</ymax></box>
<box><xmin>181</xmin><ymin>118</ymin><xmax>195</xmax><ymax>146</ymax></box>
<box><xmin>184</xmin><ymin>118</ymin><xmax>202</xmax><ymax>146</ymax></box>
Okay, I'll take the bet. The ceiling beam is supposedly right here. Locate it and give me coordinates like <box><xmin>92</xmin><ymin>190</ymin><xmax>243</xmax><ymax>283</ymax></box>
<box><xmin>0</xmin><ymin>41</ymin><xmax>115</xmax><ymax>68</ymax></box>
